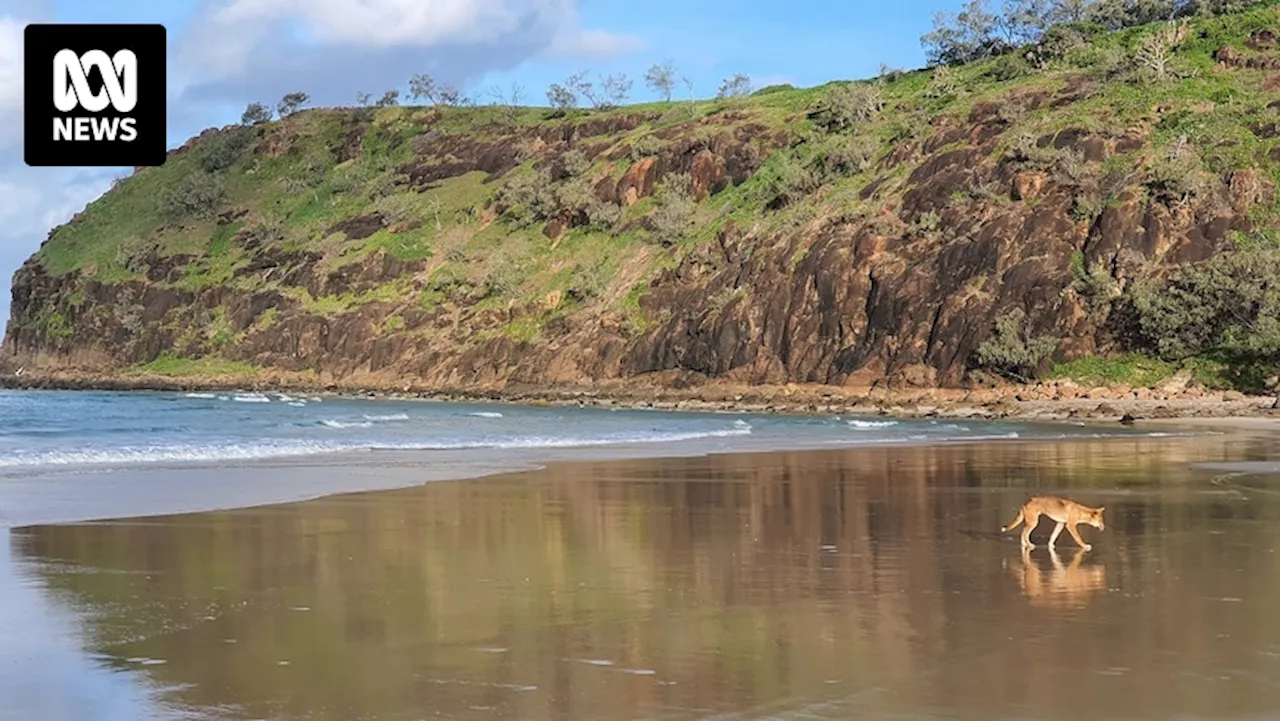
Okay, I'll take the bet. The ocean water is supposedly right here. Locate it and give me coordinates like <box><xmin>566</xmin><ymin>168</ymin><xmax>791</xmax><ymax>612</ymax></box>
<box><xmin>0</xmin><ymin>389</ymin><xmax>1182</xmax><ymax>471</ymax></box>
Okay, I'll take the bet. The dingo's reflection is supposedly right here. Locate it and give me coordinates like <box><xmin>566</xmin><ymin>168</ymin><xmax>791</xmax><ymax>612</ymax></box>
<box><xmin>1011</xmin><ymin>545</ymin><xmax>1107</xmax><ymax>609</ymax></box>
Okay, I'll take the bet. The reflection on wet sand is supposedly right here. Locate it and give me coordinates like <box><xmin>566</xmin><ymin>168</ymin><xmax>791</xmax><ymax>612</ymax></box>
<box><xmin>1011</xmin><ymin>546</ymin><xmax>1108</xmax><ymax>610</ymax></box>
<box><xmin>9</xmin><ymin>434</ymin><xmax>1280</xmax><ymax>721</ymax></box>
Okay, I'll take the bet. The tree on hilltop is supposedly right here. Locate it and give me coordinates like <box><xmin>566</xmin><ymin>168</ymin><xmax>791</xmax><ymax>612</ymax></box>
<box><xmin>276</xmin><ymin>91</ymin><xmax>309</xmax><ymax>118</ymax></box>
<box><xmin>409</xmin><ymin>73</ymin><xmax>438</xmax><ymax>103</ymax></box>
<box><xmin>922</xmin><ymin>0</ymin><xmax>1264</xmax><ymax>66</ymax></box>
<box><xmin>645</xmin><ymin>61</ymin><xmax>677</xmax><ymax>102</ymax></box>
<box><xmin>547</xmin><ymin>82</ymin><xmax>577</xmax><ymax>109</ymax></box>
<box><xmin>240</xmin><ymin>102</ymin><xmax>272</xmax><ymax>125</ymax></box>
<box><xmin>716</xmin><ymin>73</ymin><xmax>752</xmax><ymax>100</ymax></box>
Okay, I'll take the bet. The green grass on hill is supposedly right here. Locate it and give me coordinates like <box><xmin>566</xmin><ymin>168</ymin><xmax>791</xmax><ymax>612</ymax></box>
<box><xmin>125</xmin><ymin>354</ymin><xmax>260</xmax><ymax>377</ymax></box>
<box><xmin>20</xmin><ymin>0</ymin><xmax>1280</xmax><ymax>391</ymax></box>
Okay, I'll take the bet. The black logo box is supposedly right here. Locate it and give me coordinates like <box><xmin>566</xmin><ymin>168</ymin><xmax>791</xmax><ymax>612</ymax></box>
<box><xmin>24</xmin><ymin>23</ymin><xmax>167</xmax><ymax>168</ymax></box>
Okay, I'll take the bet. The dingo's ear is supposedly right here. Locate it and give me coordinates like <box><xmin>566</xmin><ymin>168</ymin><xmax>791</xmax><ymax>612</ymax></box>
<box><xmin>1098</xmin><ymin>506</ymin><xmax>1105</xmax><ymax>512</ymax></box>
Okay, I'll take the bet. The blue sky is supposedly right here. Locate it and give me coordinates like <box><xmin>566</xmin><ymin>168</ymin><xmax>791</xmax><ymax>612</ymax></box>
<box><xmin>0</xmin><ymin>0</ymin><xmax>943</xmax><ymax>322</ymax></box>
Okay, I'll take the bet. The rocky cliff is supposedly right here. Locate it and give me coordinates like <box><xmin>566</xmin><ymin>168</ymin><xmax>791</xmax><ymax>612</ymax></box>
<box><xmin>7</xmin><ymin>8</ymin><xmax>1280</xmax><ymax>396</ymax></box>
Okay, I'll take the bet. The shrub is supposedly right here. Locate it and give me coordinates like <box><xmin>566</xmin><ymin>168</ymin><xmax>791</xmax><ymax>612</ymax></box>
<box><xmin>495</xmin><ymin>168</ymin><xmax>556</xmax><ymax>227</ymax></box>
<box><xmin>114</xmin><ymin>237</ymin><xmax>156</xmax><ymax>275</ymax></box>
<box><xmin>1068</xmin><ymin>252</ymin><xmax>1120</xmax><ymax>310</ymax></box>
<box><xmin>648</xmin><ymin>173</ymin><xmax>697</xmax><ymax>246</ymax></box>
<box><xmin>194</xmin><ymin>126</ymin><xmax>255</xmax><ymax>173</ymax></box>
<box><xmin>1031</xmin><ymin>23</ymin><xmax>1091</xmax><ymax>66</ymax></box>
<box><xmin>555</xmin><ymin>176</ymin><xmax>620</xmax><ymax>231</ymax></box>
<box><xmin>1003</xmin><ymin>131</ymin><xmax>1054</xmax><ymax>168</ymax></box>
<box><xmin>750</xmin><ymin>133</ymin><xmax>878</xmax><ymax>210</ymax></box>
<box><xmin>297</xmin><ymin>152</ymin><xmax>329</xmax><ymax>188</ymax></box>
<box><xmin>1123</xmin><ymin>248</ymin><xmax>1280</xmax><ymax>365</ymax></box>
<box><xmin>911</xmin><ymin>210</ymin><xmax>942</xmax><ymax>237</ymax></box>
<box><xmin>240</xmin><ymin>102</ymin><xmax>272</xmax><ymax>125</ymax></box>
<box><xmin>157</xmin><ymin>172</ymin><xmax>225</xmax><ymax>222</ymax></box>
<box><xmin>809</xmin><ymin>83</ymin><xmax>883</xmax><ymax>132</ymax></box>
<box><xmin>628</xmin><ymin>134</ymin><xmax>664</xmax><ymax>161</ymax></box>
<box><xmin>1068</xmin><ymin>44</ymin><xmax>1128</xmax><ymax>77</ymax></box>
<box><xmin>753</xmin><ymin>84</ymin><xmax>796</xmax><ymax>95</ymax></box>
<box><xmin>987</xmin><ymin>54</ymin><xmax>1031</xmax><ymax>81</ymax></box>
<box><xmin>716</xmin><ymin>74</ymin><xmax>753</xmax><ymax>100</ymax></box>
<box><xmin>974</xmin><ymin>308</ymin><xmax>1059</xmax><ymax>381</ymax></box>
<box><xmin>1053</xmin><ymin>147</ymin><xmax>1090</xmax><ymax>187</ymax></box>
<box><xmin>482</xmin><ymin>261</ymin><xmax>519</xmax><ymax>298</ymax></box>
<box><xmin>924</xmin><ymin>66</ymin><xmax>959</xmax><ymax>99</ymax></box>
<box><xmin>496</xmin><ymin>152</ymin><xmax>617</xmax><ymax>231</ymax></box>
<box><xmin>277</xmin><ymin>91</ymin><xmax>309</xmax><ymax>118</ymax></box>
<box><xmin>1133</xmin><ymin>23</ymin><xmax>1190</xmax><ymax>82</ymax></box>
<box><xmin>751</xmin><ymin>153</ymin><xmax>821</xmax><ymax>209</ymax></box>
<box><xmin>1144</xmin><ymin>138</ymin><xmax>1213</xmax><ymax>206</ymax></box>
<box><xmin>546</xmin><ymin>83</ymin><xmax>577</xmax><ymax>110</ymax></box>
<box><xmin>560</xmin><ymin>149</ymin><xmax>590</xmax><ymax>178</ymax></box>
<box><xmin>567</xmin><ymin>261</ymin><xmax>609</xmax><ymax>301</ymax></box>
<box><xmin>1071</xmin><ymin>194</ymin><xmax>1105</xmax><ymax>221</ymax></box>
<box><xmin>810</xmin><ymin>135</ymin><xmax>878</xmax><ymax>177</ymax></box>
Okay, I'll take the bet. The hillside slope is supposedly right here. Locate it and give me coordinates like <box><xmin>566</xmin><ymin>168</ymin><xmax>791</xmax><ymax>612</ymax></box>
<box><xmin>7</xmin><ymin>7</ymin><xmax>1280</xmax><ymax>397</ymax></box>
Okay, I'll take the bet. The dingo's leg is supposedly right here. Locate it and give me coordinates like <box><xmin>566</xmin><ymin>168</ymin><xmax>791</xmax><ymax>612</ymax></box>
<box><xmin>1048</xmin><ymin>521</ymin><xmax>1065</xmax><ymax>549</ymax></box>
<box><xmin>1066</xmin><ymin>522</ymin><xmax>1092</xmax><ymax>551</ymax></box>
<box><xmin>1021</xmin><ymin>512</ymin><xmax>1039</xmax><ymax>549</ymax></box>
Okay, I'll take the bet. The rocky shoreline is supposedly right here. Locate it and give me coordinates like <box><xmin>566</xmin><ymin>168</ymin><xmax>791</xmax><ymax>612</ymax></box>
<box><xmin>2</xmin><ymin>369</ymin><xmax>1277</xmax><ymax>424</ymax></box>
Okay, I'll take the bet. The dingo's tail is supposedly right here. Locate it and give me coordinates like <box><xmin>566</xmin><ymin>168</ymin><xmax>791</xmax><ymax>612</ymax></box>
<box><xmin>1001</xmin><ymin>509</ymin><xmax>1025</xmax><ymax>533</ymax></box>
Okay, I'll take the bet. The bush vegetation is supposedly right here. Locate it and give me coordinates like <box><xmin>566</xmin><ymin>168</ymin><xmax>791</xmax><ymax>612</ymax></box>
<box><xmin>193</xmin><ymin>126</ymin><xmax>256</xmax><ymax>173</ymax></box>
<box><xmin>1123</xmin><ymin>248</ymin><xmax>1280</xmax><ymax>369</ymax></box>
<box><xmin>157</xmin><ymin>172</ymin><xmax>225</xmax><ymax>223</ymax></box>
<box><xmin>975</xmin><ymin>308</ymin><xmax>1060</xmax><ymax>381</ymax></box>
<box><xmin>648</xmin><ymin>173</ymin><xmax>697</xmax><ymax>246</ymax></box>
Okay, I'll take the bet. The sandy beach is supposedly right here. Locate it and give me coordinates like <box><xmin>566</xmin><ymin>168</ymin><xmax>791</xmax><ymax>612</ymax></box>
<box><xmin>1139</xmin><ymin>416</ymin><xmax>1280</xmax><ymax>431</ymax></box>
<box><xmin>5</xmin><ymin>426</ymin><xmax>1280</xmax><ymax>721</ymax></box>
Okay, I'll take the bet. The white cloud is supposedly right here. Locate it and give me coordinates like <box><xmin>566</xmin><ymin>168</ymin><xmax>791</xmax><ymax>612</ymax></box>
<box><xmin>550</xmin><ymin>28</ymin><xmax>646</xmax><ymax>60</ymax></box>
<box><xmin>175</xmin><ymin>0</ymin><xmax>643</xmax><ymax>104</ymax></box>
<box><xmin>0</xmin><ymin>18</ymin><xmax>23</xmax><ymax>115</ymax></box>
<box><xmin>213</xmin><ymin>0</ymin><xmax>563</xmax><ymax>47</ymax></box>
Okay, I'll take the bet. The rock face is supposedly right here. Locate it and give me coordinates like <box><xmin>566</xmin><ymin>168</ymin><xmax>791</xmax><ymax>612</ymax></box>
<box><xmin>1</xmin><ymin>43</ymin><xmax>1272</xmax><ymax>393</ymax></box>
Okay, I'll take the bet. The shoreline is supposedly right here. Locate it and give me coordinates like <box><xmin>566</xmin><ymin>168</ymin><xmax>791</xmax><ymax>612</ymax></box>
<box><xmin>1</xmin><ymin>392</ymin><xmax>1276</xmax><ymax>530</ymax></box>
<box><xmin>1</xmin><ymin>422</ymin><xmax>1264</xmax><ymax>531</ymax></box>
<box><xmin>2</xmin><ymin>370</ymin><xmax>1278</xmax><ymax>424</ymax></box>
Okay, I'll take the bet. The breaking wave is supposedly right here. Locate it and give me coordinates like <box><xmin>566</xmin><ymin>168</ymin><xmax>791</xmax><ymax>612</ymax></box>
<box><xmin>0</xmin><ymin>426</ymin><xmax>755</xmax><ymax>468</ymax></box>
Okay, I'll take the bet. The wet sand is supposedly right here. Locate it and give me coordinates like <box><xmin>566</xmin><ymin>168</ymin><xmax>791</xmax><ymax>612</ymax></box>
<box><xmin>6</xmin><ymin>432</ymin><xmax>1280</xmax><ymax>721</ymax></box>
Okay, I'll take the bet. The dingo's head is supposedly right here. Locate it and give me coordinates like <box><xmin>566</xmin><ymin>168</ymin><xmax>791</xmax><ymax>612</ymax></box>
<box><xmin>1088</xmin><ymin>506</ymin><xmax>1105</xmax><ymax>531</ymax></box>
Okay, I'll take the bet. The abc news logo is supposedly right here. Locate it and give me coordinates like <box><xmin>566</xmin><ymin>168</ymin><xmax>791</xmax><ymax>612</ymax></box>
<box><xmin>53</xmin><ymin>49</ymin><xmax>140</xmax><ymax>142</ymax></box>
<box><xmin>25</xmin><ymin>24</ymin><xmax>166</xmax><ymax>167</ymax></box>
